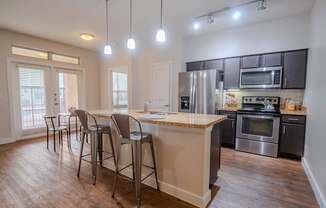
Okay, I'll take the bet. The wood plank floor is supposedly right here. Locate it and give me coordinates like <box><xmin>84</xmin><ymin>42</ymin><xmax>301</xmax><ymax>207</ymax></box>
<box><xmin>0</xmin><ymin>134</ymin><xmax>318</xmax><ymax>208</ymax></box>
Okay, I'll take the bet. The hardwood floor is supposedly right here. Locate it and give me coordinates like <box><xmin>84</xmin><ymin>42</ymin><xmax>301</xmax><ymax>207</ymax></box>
<box><xmin>0</xmin><ymin>135</ymin><xmax>318</xmax><ymax>208</ymax></box>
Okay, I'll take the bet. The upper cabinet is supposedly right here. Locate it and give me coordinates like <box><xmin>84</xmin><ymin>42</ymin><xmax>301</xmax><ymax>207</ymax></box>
<box><xmin>186</xmin><ymin>49</ymin><xmax>308</xmax><ymax>89</ymax></box>
<box><xmin>283</xmin><ymin>50</ymin><xmax>308</xmax><ymax>89</ymax></box>
<box><xmin>205</xmin><ymin>59</ymin><xmax>224</xmax><ymax>70</ymax></box>
<box><xmin>186</xmin><ymin>61</ymin><xmax>204</xmax><ymax>71</ymax></box>
<box><xmin>187</xmin><ymin>59</ymin><xmax>224</xmax><ymax>71</ymax></box>
<box><xmin>241</xmin><ymin>55</ymin><xmax>260</xmax><ymax>68</ymax></box>
<box><xmin>224</xmin><ymin>57</ymin><xmax>240</xmax><ymax>89</ymax></box>
<box><xmin>261</xmin><ymin>53</ymin><xmax>282</xmax><ymax>67</ymax></box>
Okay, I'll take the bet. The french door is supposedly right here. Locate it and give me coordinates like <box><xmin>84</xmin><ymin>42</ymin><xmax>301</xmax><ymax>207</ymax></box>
<box><xmin>15</xmin><ymin>64</ymin><xmax>82</xmax><ymax>135</ymax></box>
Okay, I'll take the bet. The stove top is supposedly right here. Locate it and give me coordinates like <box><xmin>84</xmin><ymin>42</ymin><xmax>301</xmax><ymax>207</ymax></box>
<box><xmin>238</xmin><ymin>96</ymin><xmax>281</xmax><ymax>115</ymax></box>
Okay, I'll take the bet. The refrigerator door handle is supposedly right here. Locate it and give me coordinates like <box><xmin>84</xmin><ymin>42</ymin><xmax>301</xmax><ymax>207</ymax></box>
<box><xmin>191</xmin><ymin>74</ymin><xmax>196</xmax><ymax>113</ymax></box>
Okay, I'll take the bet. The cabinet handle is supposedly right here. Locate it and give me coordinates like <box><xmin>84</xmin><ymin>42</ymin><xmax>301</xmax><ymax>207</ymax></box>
<box><xmin>283</xmin><ymin>125</ymin><xmax>286</xmax><ymax>134</ymax></box>
<box><xmin>232</xmin><ymin>121</ymin><xmax>235</xmax><ymax>129</ymax></box>
<box><xmin>288</xmin><ymin>118</ymin><xmax>299</xmax><ymax>121</ymax></box>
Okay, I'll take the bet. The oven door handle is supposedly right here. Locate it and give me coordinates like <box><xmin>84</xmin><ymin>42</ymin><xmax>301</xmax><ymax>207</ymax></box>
<box><xmin>239</xmin><ymin>114</ymin><xmax>278</xmax><ymax>120</ymax></box>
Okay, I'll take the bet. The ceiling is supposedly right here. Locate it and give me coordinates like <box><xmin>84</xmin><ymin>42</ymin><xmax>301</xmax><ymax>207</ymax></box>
<box><xmin>0</xmin><ymin>0</ymin><xmax>314</xmax><ymax>52</ymax></box>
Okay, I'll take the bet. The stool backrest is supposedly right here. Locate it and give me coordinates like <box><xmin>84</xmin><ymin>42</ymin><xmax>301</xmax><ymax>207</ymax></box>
<box><xmin>44</xmin><ymin>116</ymin><xmax>56</xmax><ymax>130</ymax></box>
<box><xmin>111</xmin><ymin>114</ymin><xmax>143</xmax><ymax>139</ymax></box>
<box><xmin>75</xmin><ymin>109</ymin><xmax>99</xmax><ymax>131</ymax></box>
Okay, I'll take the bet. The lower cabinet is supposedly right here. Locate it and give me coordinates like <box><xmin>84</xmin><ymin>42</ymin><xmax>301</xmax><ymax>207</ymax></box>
<box><xmin>279</xmin><ymin>115</ymin><xmax>306</xmax><ymax>159</ymax></box>
<box><xmin>218</xmin><ymin>110</ymin><xmax>236</xmax><ymax>148</ymax></box>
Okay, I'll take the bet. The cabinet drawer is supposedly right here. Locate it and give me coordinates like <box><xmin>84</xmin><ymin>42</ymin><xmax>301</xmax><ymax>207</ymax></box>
<box><xmin>218</xmin><ymin>110</ymin><xmax>237</xmax><ymax>119</ymax></box>
<box><xmin>282</xmin><ymin>115</ymin><xmax>306</xmax><ymax>124</ymax></box>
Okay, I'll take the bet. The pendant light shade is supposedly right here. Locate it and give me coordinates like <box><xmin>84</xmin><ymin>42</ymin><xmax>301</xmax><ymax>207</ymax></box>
<box><xmin>156</xmin><ymin>29</ymin><xmax>166</xmax><ymax>42</ymax></box>
<box><xmin>104</xmin><ymin>44</ymin><xmax>112</xmax><ymax>55</ymax></box>
<box><xmin>127</xmin><ymin>0</ymin><xmax>136</xmax><ymax>50</ymax></box>
<box><xmin>104</xmin><ymin>0</ymin><xmax>112</xmax><ymax>55</ymax></box>
<box><xmin>127</xmin><ymin>38</ymin><xmax>136</xmax><ymax>50</ymax></box>
<box><xmin>156</xmin><ymin>0</ymin><xmax>166</xmax><ymax>43</ymax></box>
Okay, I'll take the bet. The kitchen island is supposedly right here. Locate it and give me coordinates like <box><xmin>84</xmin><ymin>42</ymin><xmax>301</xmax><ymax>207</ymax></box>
<box><xmin>91</xmin><ymin>109</ymin><xmax>226</xmax><ymax>208</ymax></box>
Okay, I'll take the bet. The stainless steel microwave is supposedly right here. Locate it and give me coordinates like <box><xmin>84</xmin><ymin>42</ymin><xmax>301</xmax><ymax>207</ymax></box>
<box><xmin>240</xmin><ymin>67</ymin><xmax>282</xmax><ymax>89</ymax></box>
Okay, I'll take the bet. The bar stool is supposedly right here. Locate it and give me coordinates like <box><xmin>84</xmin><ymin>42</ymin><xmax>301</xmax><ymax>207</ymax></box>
<box><xmin>58</xmin><ymin>107</ymin><xmax>80</xmax><ymax>141</ymax></box>
<box><xmin>111</xmin><ymin>114</ymin><xmax>159</xmax><ymax>208</ymax></box>
<box><xmin>44</xmin><ymin>115</ymin><xmax>69</xmax><ymax>152</ymax></box>
<box><xmin>75</xmin><ymin>109</ymin><xmax>116</xmax><ymax>185</ymax></box>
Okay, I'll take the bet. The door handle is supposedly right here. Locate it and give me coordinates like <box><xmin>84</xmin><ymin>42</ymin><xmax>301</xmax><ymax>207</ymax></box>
<box><xmin>282</xmin><ymin>125</ymin><xmax>286</xmax><ymax>134</ymax></box>
<box><xmin>164</xmin><ymin>104</ymin><xmax>169</xmax><ymax>107</ymax></box>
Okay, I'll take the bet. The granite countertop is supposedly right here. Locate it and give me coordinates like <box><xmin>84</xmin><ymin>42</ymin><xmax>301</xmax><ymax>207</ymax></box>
<box><xmin>90</xmin><ymin>109</ymin><xmax>226</xmax><ymax>129</ymax></box>
<box><xmin>280</xmin><ymin>109</ymin><xmax>307</xmax><ymax>116</ymax></box>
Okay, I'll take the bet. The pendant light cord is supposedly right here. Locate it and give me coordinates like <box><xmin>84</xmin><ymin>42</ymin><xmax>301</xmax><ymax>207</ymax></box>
<box><xmin>130</xmin><ymin>0</ymin><xmax>133</xmax><ymax>35</ymax></box>
<box><xmin>160</xmin><ymin>0</ymin><xmax>163</xmax><ymax>29</ymax></box>
<box><xmin>105</xmin><ymin>0</ymin><xmax>109</xmax><ymax>44</ymax></box>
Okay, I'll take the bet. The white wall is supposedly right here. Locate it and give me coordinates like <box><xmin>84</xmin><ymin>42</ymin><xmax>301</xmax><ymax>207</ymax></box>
<box><xmin>303</xmin><ymin>0</ymin><xmax>326</xmax><ymax>207</ymax></box>
<box><xmin>184</xmin><ymin>14</ymin><xmax>310</xmax><ymax>62</ymax></box>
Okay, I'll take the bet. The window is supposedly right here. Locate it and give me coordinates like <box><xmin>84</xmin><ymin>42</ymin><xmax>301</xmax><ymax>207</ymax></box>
<box><xmin>112</xmin><ymin>72</ymin><xmax>128</xmax><ymax>109</ymax></box>
<box><xmin>19</xmin><ymin>67</ymin><xmax>46</xmax><ymax>129</ymax></box>
<box><xmin>12</xmin><ymin>46</ymin><xmax>48</xmax><ymax>60</ymax></box>
<box><xmin>52</xmin><ymin>54</ymin><xmax>79</xmax><ymax>65</ymax></box>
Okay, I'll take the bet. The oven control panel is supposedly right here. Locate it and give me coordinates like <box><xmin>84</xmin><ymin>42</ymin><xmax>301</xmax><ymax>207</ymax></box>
<box><xmin>243</xmin><ymin>96</ymin><xmax>280</xmax><ymax>105</ymax></box>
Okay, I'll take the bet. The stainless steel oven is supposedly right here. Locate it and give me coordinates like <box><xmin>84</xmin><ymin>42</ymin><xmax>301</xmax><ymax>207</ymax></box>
<box><xmin>240</xmin><ymin>67</ymin><xmax>282</xmax><ymax>89</ymax></box>
<box><xmin>236</xmin><ymin>112</ymin><xmax>280</xmax><ymax>157</ymax></box>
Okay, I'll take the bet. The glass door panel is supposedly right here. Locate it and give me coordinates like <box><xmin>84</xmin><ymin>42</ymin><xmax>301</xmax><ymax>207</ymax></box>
<box><xmin>18</xmin><ymin>67</ymin><xmax>46</xmax><ymax>129</ymax></box>
<box><xmin>58</xmin><ymin>72</ymin><xmax>79</xmax><ymax>113</ymax></box>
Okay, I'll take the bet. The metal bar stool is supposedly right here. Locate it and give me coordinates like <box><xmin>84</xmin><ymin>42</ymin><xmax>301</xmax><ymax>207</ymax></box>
<box><xmin>111</xmin><ymin>114</ymin><xmax>159</xmax><ymax>208</ymax></box>
<box><xmin>44</xmin><ymin>115</ymin><xmax>70</xmax><ymax>152</ymax></box>
<box><xmin>75</xmin><ymin>109</ymin><xmax>116</xmax><ymax>185</ymax></box>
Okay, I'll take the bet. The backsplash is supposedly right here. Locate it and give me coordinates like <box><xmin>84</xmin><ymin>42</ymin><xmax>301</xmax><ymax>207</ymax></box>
<box><xmin>221</xmin><ymin>89</ymin><xmax>305</xmax><ymax>108</ymax></box>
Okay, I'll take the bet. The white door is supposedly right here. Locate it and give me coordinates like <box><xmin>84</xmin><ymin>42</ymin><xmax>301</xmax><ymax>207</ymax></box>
<box><xmin>54</xmin><ymin>68</ymin><xmax>82</xmax><ymax>114</ymax></box>
<box><xmin>150</xmin><ymin>62</ymin><xmax>172</xmax><ymax>112</ymax></box>
<box><xmin>14</xmin><ymin>64</ymin><xmax>82</xmax><ymax>135</ymax></box>
<box><xmin>16</xmin><ymin>64</ymin><xmax>51</xmax><ymax>134</ymax></box>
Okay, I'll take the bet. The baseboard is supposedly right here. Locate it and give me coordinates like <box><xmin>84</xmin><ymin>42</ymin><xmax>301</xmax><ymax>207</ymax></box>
<box><xmin>0</xmin><ymin>137</ymin><xmax>15</xmax><ymax>145</ymax></box>
<box><xmin>103</xmin><ymin>160</ymin><xmax>211</xmax><ymax>208</ymax></box>
<box><xmin>302</xmin><ymin>157</ymin><xmax>326</xmax><ymax>208</ymax></box>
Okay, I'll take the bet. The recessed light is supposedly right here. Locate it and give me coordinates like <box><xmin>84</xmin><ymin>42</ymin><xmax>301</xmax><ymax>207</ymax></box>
<box><xmin>233</xmin><ymin>11</ymin><xmax>241</xmax><ymax>20</ymax></box>
<box><xmin>80</xmin><ymin>33</ymin><xmax>95</xmax><ymax>41</ymax></box>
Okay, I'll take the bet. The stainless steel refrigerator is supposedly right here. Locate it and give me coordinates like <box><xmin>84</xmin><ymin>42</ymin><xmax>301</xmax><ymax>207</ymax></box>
<box><xmin>178</xmin><ymin>70</ymin><xmax>216</xmax><ymax>114</ymax></box>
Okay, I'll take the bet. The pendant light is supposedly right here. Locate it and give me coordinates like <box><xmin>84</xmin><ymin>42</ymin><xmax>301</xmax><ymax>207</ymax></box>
<box><xmin>156</xmin><ymin>0</ymin><xmax>166</xmax><ymax>42</ymax></box>
<box><xmin>104</xmin><ymin>0</ymin><xmax>112</xmax><ymax>55</ymax></box>
<box><xmin>127</xmin><ymin>0</ymin><xmax>136</xmax><ymax>50</ymax></box>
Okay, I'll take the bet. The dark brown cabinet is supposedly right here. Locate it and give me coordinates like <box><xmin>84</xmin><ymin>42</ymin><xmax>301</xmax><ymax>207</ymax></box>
<box><xmin>241</xmin><ymin>55</ymin><xmax>260</xmax><ymax>68</ymax></box>
<box><xmin>279</xmin><ymin>115</ymin><xmax>306</xmax><ymax>159</ymax></box>
<box><xmin>218</xmin><ymin>110</ymin><xmax>236</xmax><ymax>148</ymax></box>
<box><xmin>224</xmin><ymin>57</ymin><xmax>240</xmax><ymax>89</ymax></box>
<box><xmin>210</xmin><ymin>123</ymin><xmax>222</xmax><ymax>186</ymax></box>
<box><xmin>186</xmin><ymin>61</ymin><xmax>204</xmax><ymax>71</ymax></box>
<box><xmin>262</xmin><ymin>53</ymin><xmax>282</xmax><ymax>67</ymax></box>
<box><xmin>205</xmin><ymin>59</ymin><xmax>224</xmax><ymax>70</ymax></box>
<box><xmin>283</xmin><ymin>50</ymin><xmax>308</xmax><ymax>89</ymax></box>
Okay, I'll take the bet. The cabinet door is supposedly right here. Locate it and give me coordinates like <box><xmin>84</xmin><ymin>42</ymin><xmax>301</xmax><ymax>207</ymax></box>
<box><xmin>205</xmin><ymin>59</ymin><xmax>224</xmax><ymax>70</ymax></box>
<box><xmin>241</xmin><ymin>55</ymin><xmax>260</xmax><ymax>68</ymax></box>
<box><xmin>262</xmin><ymin>53</ymin><xmax>282</xmax><ymax>67</ymax></box>
<box><xmin>224</xmin><ymin>57</ymin><xmax>240</xmax><ymax>89</ymax></box>
<box><xmin>186</xmin><ymin>61</ymin><xmax>204</xmax><ymax>71</ymax></box>
<box><xmin>279</xmin><ymin>123</ymin><xmax>305</xmax><ymax>158</ymax></box>
<box><xmin>283</xmin><ymin>50</ymin><xmax>308</xmax><ymax>89</ymax></box>
<box><xmin>221</xmin><ymin>118</ymin><xmax>236</xmax><ymax>148</ymax></box>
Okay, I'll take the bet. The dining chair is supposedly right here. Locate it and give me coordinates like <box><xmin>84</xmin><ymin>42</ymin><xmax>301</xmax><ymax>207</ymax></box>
<box><xmin>44</xmin><ymin>115</ymin><xmax>70</xmax><ymax>152</ymax></box>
